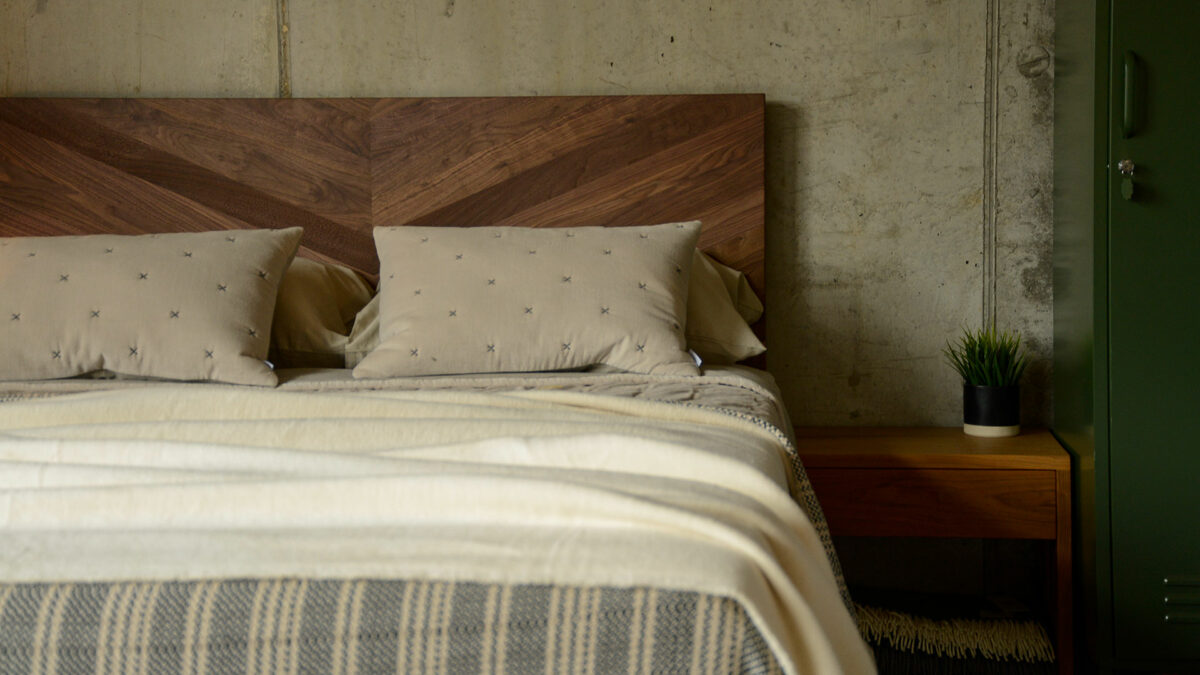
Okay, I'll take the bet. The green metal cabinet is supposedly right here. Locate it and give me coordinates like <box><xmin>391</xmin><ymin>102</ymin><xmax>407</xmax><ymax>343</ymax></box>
<box><xmin>1053</xmin><ymin>0</ymin><xmax>1200</xmax><ymax>671</ymax></box>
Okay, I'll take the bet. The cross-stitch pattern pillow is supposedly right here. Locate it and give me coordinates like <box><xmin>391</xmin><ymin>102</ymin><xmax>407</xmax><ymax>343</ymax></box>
<box><xmin>353</xmin><ymin>223</ymin><xmax>701</xmax><ymax>378</ymax></box>
<box><xmin>0</xmin><ymin>227</ymin><xmax>302</xmax><ymax>386</ymax></box>
<box><xmin>346</xmin><ymin>248</ymin><xmax>765</xmax><ymax>369</ymax></box>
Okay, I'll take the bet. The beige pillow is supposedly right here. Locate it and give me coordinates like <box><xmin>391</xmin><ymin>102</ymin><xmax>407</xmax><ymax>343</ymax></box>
<box><xmin>270</xmin><ymin>257</ymin><xmax>374</xmax><ymax>368</ymax></box>
<box><xmin>708</xmin><ymin>253</ymin><xmax>764</xmax><ymax>324</ymax></box>
<box><xmin>0</xmin><ymin>228</ymin><xmax>302</xmax><ymax>386</ymax></box>
<box><xmin>353</xmin><ymin>223</ymin><xmax>701</xmax><ymax>378</ymax></box>
<box><xmin>346</xmin><ymin>248</ymin><xmax>767</xmax><ymax>369</ymax></box>
<box><xmin>687</xmin><ymin>251</ymin><xmax>766</xmax><ymax>364</ymax></box>
<box><xmin>344</xmin><ymin>293</ymin><xmax>379</xmax><ymax>369</ymax></box>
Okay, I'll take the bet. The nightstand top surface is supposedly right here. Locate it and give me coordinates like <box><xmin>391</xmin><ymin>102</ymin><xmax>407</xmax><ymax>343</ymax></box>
<box><xmin>794</xmin><ymin>427</ymin><xmax>1069</xmax><ymax>471</ymax></box>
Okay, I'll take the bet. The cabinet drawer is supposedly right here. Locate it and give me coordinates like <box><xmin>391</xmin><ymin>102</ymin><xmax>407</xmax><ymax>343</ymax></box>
<box><xmin>806</xmin><ymin>468</ymin><xmax>1057</xmax><ymax>539</ymax></box>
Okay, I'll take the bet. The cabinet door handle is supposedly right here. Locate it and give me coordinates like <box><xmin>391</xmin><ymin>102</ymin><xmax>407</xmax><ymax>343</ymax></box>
<box><xmin>1123</xmin><ymin>50</ymin><xmax>1139</xmax><ymax>138</ymax></box>
<box><xmin>1118</xmin><ymin>159</ymin><xmax>1136</xmax><ymax>200</ymax></box>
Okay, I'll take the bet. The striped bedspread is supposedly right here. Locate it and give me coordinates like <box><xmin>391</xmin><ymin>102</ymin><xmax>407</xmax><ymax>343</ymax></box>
<box><xmin>0</xmin><ymin>368</ymin><xmax>874</xmax><ymax>674</ymax></box>
<box><xmin>0</xmin><ymin>580</ymin><xmax>783</xmax><ymax>674</ymax></box>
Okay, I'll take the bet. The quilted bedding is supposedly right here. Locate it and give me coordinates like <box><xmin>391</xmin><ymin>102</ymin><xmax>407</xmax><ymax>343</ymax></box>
<box><xmin>0</xmin><ymin>367</ymin><xmax>873</xmax><ymax>674</ymax></box>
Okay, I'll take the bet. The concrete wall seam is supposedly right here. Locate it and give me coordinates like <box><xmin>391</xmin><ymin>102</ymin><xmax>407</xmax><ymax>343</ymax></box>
<box><xmin>983</xmin><ymin>0</ymin><xmax>1002</xmax><ymax>332</ymax></box>
<box><xmin>276</xmin><ymin>0</ymin><xmax>292</xmax><ymax>98</ymax></box>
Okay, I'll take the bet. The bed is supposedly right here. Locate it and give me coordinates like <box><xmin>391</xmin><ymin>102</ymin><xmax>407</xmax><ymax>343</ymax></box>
<box><xmin>0</xmin><ymin>96</ymin><xmax>873</xmax><ymax>674</ymax></box>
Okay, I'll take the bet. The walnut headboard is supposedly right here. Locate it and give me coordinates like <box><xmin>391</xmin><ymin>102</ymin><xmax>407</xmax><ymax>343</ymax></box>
<box><xmin>0</xmin><ymin>95</ymin><xmax>764</xmax><ymax>290</ymax></box>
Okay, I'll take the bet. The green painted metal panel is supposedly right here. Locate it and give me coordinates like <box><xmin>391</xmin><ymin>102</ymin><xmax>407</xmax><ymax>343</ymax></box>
<box><xmin>1053</xmin><ymin>0</ymin><xmax>1111</xmax><ymax>668</ymax></box>
<box><xmin>1055</xmin><ymin>0</ymin><xmax>1200</xmax><ymax>669</ymax></box>
<box><xmin>1106</xmin><ymin>0</ymin><xmax>1200</xmax><ymax>663</ymax></box>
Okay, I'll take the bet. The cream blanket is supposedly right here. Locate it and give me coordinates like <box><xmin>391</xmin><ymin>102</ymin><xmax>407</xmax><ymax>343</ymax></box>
<box><xmin>0</xmin><ymin>381</ymin><xmax>873</xmax><ymax>674</ymax></box>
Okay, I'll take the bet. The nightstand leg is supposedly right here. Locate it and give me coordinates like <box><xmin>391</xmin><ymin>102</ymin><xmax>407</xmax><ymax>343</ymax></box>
<box><xmin>1056</xmin><ymin>468</ymin><xmax>1073</xmax><ymax>675</ymax></box>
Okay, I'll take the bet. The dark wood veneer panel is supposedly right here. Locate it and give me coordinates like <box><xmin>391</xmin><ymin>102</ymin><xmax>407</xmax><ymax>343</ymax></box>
<box><xmin>806</xmin><ymin>467</ymin><xmax>1058</xmax><ymax>539</ymax></box>
<box><xmin>0</xmin><ymin>117</ymin><xmax>251</xmax><ymax>237</ymax></box>
<box><xmin>0</xmin><ymin>95</ymin><xmax>764</xmax><ymax>288</ymax></box>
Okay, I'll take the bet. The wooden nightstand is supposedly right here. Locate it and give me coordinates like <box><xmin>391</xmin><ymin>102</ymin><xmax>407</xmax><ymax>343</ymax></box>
<box><xmin>796</xmin><ymin>427</ymin><xmax>1072</xmax><ymax>675</ymax></box>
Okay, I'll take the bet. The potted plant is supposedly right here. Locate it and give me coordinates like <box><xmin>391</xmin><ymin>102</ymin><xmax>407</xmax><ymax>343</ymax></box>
<box><xmin>944</xmin><ymin>326</ymin><xmax>1028</xmax><ymax>437</ymax></box>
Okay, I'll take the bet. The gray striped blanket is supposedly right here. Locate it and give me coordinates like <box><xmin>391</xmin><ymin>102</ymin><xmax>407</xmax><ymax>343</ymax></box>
<box><xmin>0</xmin><ymin>579</ymin><xmax>781</xmax><ymax>674</ymax></box>
<box><xmin>0</xmin><ymin>370</ymin><xmax>869</xmax><ymax>673</ymax></box>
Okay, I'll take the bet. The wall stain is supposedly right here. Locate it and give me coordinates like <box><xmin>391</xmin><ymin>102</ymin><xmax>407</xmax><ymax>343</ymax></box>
<box><xmin>444</xmin><ymin>0</ymin><xmax>455</xmax><ymax>18</ymax></box>
<box><xmin>598</xmin><ymin>76</ymin><xmax>628</xmax><ymax>91</ymax></box>
<box><xmin>1027</xmin><ymin>51</ymin><xmax>1054</xmax><ymax>128</ymax></box>
<box><xmin>1016</xmin><ymin>45</ymin><xmax>1050</xmax><ymax>78</ymax></box>
<box><xmin>1021</xmin><ymin>249</ymin><xmax>1053</xmax><ymax>305</ymax></box>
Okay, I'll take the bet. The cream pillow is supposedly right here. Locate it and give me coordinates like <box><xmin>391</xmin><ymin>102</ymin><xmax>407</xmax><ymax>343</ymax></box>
<box><xmin>687</xmin><ymin>251</ymin><xmax>766</xmax><ymax>364</ymax></box>
<box><xmin>346</xmin><ymin>248</ymin><xmax>767</xmax><ymax>369</ymax></box>
<box><xmin>0</xmin><ymin>228</ymin><xmax>302</xmax><ymax>386</ymax></box>
<box><xmin>270</xmin><ymin>257</ymin><xmax>374</xmax><ymax>368</ymax></box>
<box><xmin>353</xmin><ymin>223</ymin><xmax>701</xmax><ymax>378</ymax></box>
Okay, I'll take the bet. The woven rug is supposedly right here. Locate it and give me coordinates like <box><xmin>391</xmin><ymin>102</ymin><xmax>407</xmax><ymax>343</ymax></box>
<box><xmin>854</xmin><ymin>591</ymin><xmax>1056</xmax><ymax>675</ymax></box>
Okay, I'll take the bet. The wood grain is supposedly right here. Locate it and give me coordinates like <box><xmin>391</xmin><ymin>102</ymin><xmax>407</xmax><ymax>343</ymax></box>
<box><xmin>796</xmin><ymin>426</ymin><xmax>1070</xmax><ymax>470</ymax></box>
<box><xmin>806</xmin><ymin>467</ymin><xmax>1058</xmax><ymax>539</ymax></box>
<box><xmin>0</xmin><ymin>95</ymin><xmax>764</xmax><ymax>290</ymax></box>
<box><xmin>1054</xmin><ymin>464</ymin><xmax>1073</xmax><ymax>674</ymax></box>
<box><xmin>797</xmin><ymin>426</ymin><xmax>1073</xmax><ymax>671</ymax></box>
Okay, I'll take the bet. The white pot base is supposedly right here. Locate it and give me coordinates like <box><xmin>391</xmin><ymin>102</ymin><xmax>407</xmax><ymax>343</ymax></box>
<box><xmin>963</xmin><ymin>423</ymin><xmax>1020</xmax><ymax>438</ymax></box>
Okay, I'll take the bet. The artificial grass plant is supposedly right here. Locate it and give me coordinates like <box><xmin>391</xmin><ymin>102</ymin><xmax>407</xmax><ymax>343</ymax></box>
<box><xmin>944</xmin><ymin>326</ymin><xmax>1028</xmax><ymax>387</ymax></box>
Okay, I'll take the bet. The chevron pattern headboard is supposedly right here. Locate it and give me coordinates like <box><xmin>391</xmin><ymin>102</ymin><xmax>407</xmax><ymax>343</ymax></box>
<box><xmin>0</xmin><ymin>95</ymin><xmax>764</xmax><ymax>289</ymax></box>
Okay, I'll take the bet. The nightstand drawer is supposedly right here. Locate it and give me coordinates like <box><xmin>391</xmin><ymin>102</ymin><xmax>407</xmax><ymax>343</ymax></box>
<box><xmin>806</xmin><ymin>468</ymin><xmax>1058</xmax><ymax>539</ymax></box>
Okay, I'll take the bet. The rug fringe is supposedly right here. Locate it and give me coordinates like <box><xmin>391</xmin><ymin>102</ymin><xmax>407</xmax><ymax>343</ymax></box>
<box><xmin>855</xmin><ymin>603</ymin><xmax>1055</xmax><ymax>664</ymax></box>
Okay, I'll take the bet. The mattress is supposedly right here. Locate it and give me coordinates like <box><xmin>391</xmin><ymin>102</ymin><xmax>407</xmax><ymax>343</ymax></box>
<box><xmin>0</xmin><ymin>366</ymin><xmax>873</xmax><ymax>674</ymax></box>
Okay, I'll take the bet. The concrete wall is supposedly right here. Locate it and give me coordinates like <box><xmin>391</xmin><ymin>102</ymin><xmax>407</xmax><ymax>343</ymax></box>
<box><xmin>1</xmin><ymin>0</ymin><xmax>1055</xmax><ymax>427</ymax></box>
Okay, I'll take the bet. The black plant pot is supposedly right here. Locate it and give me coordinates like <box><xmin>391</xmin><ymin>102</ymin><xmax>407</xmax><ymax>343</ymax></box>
<box><xmin>962</xmin><ymin>384</ymin><xmax>1020</xmax><ymax>437</ymax></box>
